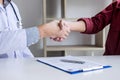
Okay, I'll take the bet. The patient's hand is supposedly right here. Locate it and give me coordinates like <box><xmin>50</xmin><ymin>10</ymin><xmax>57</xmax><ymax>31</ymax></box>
<box><xmin>38</xmin><ymin>20</ymin><xmax>70</xmax><ymax>41</ymax></box>
<box><xmin>50</xmin><ymin>20</ymin><xmax>71</xmax><ymax>42</ymax></box>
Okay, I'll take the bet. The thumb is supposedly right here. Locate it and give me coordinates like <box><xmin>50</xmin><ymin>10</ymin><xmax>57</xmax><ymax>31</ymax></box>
<box><xmin>58</xmin><ymin>20</ymin><xmax>64</xmax><ymax>30</ymax></box>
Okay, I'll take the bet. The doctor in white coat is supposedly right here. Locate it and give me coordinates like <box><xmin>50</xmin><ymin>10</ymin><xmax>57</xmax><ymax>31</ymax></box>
<box><xmin>0</xmin><ymin>0</ymin><xmax>70</xmax><ymax>58</ymax></box>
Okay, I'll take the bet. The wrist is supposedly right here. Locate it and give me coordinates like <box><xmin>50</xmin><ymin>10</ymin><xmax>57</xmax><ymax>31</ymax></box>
<box><xmin>67</xmin><ymin>21</ymin><xmax>85</xmax><ymax>32</ymax></box>
<box><xmin>38</xmin><ymin>24</ymin><xmax>45</xmax><ymax>39</ymax></box>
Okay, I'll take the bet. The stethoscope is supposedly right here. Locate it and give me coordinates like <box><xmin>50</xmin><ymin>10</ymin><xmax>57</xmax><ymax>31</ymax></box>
<box><xmin>10</xmin><ymin>2</ymin><xmax>22</xmax><ymax>28</ymax></box>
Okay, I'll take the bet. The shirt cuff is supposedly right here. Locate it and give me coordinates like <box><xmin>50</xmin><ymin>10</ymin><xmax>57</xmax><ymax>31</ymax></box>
<box><xmin>77</xmin><ymin>18</ymin><xmax>94</xmax><ymax>34</ymax></box>
<box><xmin>25</xmin><ymin>27</ymin><xmax>40</xmax><ymax>46</ymax></box>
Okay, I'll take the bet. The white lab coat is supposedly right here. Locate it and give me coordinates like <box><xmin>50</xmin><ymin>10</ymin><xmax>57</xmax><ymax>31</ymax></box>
<box><xmin>0</xmin><ymin>2</ymin><xmax>33</xmax><ymax>58</ymax></box>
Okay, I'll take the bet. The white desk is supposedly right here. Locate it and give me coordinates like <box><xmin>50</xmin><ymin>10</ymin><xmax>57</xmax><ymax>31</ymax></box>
<box><xmin>0</xmin><ymin>56</ymin><xmax>120</xmax><ymax>80</ymax></box>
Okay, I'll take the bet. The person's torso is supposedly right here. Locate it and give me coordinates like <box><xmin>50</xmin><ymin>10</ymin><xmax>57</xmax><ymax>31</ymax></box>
<box><xmin>0</xmin><ymin>2</ymin><xmax>33</xmax><ymax>58</ymax></box>
<box><xmin>105</xmin><ymin>1</ymin><xmax>120</xmax><ymax>55</ymax></box>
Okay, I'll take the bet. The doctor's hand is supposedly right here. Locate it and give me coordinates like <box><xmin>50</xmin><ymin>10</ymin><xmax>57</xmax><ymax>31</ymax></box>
<box><xmin>38</xmin><ymin>20</ymin><xmax>70</xmax><ymax>41</ymax></box>
<box><xmin>50</xmin><ymin>20</ymin><xmax>71</xmax><ymax>42</ymax></box>
<box><xmin>51</xmin><ymin>19</ymin><xmax>86</xmax><ymax>42</ymax></box>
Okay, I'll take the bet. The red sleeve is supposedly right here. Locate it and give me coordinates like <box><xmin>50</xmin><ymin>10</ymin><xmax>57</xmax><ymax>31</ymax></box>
<box><xmin>77</xmin><ymin>1</ymin><xmax>118</xmax><ymax>34</ymax></box>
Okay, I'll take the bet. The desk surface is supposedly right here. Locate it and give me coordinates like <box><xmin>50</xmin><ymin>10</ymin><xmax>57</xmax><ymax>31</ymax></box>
<box><xmin>0</xmin><ymin>56</ymin><xmax>119</xmax><ymax>80</ymax></box>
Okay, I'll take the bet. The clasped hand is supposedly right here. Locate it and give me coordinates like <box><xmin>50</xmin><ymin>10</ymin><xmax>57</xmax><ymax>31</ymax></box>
<box><xmin>38</xmin><ymin>20</ymin><xmax>70</xmax><ymax>42</ymax></box>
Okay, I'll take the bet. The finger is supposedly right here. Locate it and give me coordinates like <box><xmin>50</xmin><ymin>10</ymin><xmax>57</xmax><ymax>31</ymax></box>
<box><xmin>64</xmin><ymin>23</ymin><xmax>71</xmax><ymax>33</ymax></box>
<box><xmin>59</xmin><ymin>20</ymin><xmax>66</xmax><ymax>30</ymax></box>
<box><xmin>56</xmin><ymin>37</ymin><xmax>65</xmax><ymax>42</ymax></box>
<box><xmin>50</xmin><ymin>36</ymin><xmax>56</xmax><ymax>39</ymax></box>
<box><xmin>58</xmin><ymin>20</ymin><xmax>63</xmax><ymax>30</ymax></box>
<box><xmin>53</xmin><ymin>37</ymin><xmax>61</xmax><ymax>42</ymax></box>
<box><xmin>65</xmin><ymin>27</ymin><xmax>71</xmax><ymax>33</ymax></box>
<box><xmin>60</xmin><ymin>35</ymin><xmax>67</xmax><ymax>40</ymax></box>
<box><xmin>52</xmin><ymin>37</ymin><xmax>65</xmax><ymax>42</ymax></box>
<box><xmin>62</xmin><ymin>29</ymin><xmax>70</xmax><ymax>37</ymax></box>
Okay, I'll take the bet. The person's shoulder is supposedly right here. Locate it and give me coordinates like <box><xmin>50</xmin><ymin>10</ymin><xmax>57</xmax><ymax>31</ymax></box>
<box><xmin>10</xmin><ymin>1</ymin><xmax>17</xmax><ymax>6</ymax></box>
<box><xmin>117</xmin><ymin>0</ymin><xmax>120</xmax><ymax>2</ymax></box>
<box><xmin>10</xmin><ymin>1</ymin><xmax>19</xmax><ymax>10</ymax></box>
<box><xmin>116</xmin><ymin>0</ymin><xmax>120</xmax><ymax>8</ymax></box>
<box><xmin>111</xmin><ymin>0</ymin><xmax>120</xmax><ymax>9</ymax></box>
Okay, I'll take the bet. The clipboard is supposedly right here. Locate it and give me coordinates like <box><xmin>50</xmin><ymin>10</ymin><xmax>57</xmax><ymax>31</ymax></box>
<box><xmin>37</xmin><ymin>56</ymin><xmax>111</xmax><ymax>74</ymax></box>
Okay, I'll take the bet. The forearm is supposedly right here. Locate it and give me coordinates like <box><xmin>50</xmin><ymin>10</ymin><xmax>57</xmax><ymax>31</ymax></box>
<box><xmin>25</xmin><ymin>27</ymin><xmax>40</xmax><ymax>46</ymax></box>
<box><xmin>38</xmin><ymin>24</ymin><xmax>49</xmax><ymax>38</ymax></box>
<box><xmin>66</xmin><ymin>21</ymin><xmax>86</xmax><ymax>32</ymax></box>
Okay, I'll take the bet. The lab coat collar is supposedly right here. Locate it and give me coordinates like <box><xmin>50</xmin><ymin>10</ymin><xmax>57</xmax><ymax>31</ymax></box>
<box><xmin>3</xmin><ymin>0</ymin><xmax>11</xmax><ymax>8</ymax></box>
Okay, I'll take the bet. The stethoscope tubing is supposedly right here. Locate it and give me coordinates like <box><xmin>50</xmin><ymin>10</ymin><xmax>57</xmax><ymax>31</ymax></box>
<box><xmin>10</xmin><ymin>2</ymin><xmax>19</xmax><ymax>22</ymax></box>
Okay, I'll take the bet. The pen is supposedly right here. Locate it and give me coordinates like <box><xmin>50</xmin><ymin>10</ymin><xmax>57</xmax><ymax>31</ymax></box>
<box><xmin>60</xmin><ymin>59</ymin><xmax>85</xmax><ymax>64</ymax></box>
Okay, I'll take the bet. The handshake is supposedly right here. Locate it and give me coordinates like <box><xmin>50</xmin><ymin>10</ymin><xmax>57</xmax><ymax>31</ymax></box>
<box><xmin>38</xmin><ymin>20</ymin><xmax>71</xmax><ymax>42</ymax></box>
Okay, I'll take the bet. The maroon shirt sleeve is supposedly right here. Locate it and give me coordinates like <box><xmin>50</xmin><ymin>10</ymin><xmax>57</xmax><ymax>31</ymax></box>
<box><xmin>77</xmin><ymin>1</ymin><xmax>117</xmax><ymax>34</ymax></box>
